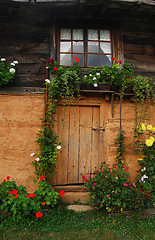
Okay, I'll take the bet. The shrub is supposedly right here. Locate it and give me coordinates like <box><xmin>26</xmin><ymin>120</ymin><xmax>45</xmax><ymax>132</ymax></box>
<box><xmin>134</xmin><ymin>123</ymin><xmax>155</xmax><ymax>207</ymax></box>
<box><xmin>0</xmin><ymin>176</ymin><xmax>64</xmax><ymax>221</ymax></box>
<box><xmin>0</xmin><ymin>57</ymin><xmax>18</xmax><ymax>86</ymax></box>
<box><xmin>82</xmin><ymin>163</ymin><xmax>135</xmax><ymax>212</ymax></box>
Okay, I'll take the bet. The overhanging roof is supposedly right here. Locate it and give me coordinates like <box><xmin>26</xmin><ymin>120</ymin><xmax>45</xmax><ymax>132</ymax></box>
<box><xmin>4</xmin><ymin>0</ymin><xmax>155</xmax><ymax>15</ymax></box>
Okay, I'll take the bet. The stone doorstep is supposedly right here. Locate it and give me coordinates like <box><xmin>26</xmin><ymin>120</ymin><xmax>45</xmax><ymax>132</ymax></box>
<box><xmin>61</xmin><ymin>191</ymin><xmax>90</xmax><ymax>204</ymax></box>
<box><xmin>67</xmin><ymin>205</ymin><xmax>94</xmax><ymax>212</ymax></box>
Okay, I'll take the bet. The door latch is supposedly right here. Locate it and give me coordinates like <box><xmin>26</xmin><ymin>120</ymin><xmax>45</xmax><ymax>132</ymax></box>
<box><xmin>92</xmin><ymin>128</ymin><xmax>105</xmax><ymax>131</ymax></box>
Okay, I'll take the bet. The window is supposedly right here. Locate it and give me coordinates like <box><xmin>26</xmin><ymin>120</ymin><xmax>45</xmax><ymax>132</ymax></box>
<box><xmin>57</xmin><ymin>28</ymin><xmax>112</xmax><ymax>67</ymax></box>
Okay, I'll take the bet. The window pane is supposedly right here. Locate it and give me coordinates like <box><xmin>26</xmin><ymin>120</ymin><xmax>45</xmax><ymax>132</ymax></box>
<box><xmin>60</xmin><ymin>29</ymin><xmax>71</xmax><ymax>40</ymax></box>
<box><xmin>73</xmin><ymin>54</ymin><xmax>83</xmax><ymax>66</ymax></box>
<box><xmin>100</xmin><ymin>30</ymin><xmax>111</xmax><ymax>40</ymax></box>
<box><xmin>73</xmin><ymin>29</ymin><xmax>83</xmax><ymax>40</ymax></box>
<box><xmin>100</xmin><ymin>42</ymin><xmax>111</xmax><ymax>54</ymax></box>
<box><xmin>101</xmin><ymin>55</ymin><xmax>111</xmax><ymax>66</ymax></box>
<box><xmin>88</xmin><ymin>54</ymin><xmax>99</xmax><ymax>66</ymax></box>
<box><xmin>60</xmin><ymin>42</ymin><xmax>71</xmax><ymax>53</ymax></box>
<box><xmin>88</xmin><ymin>30</ymin><xmax>98</xmax><ymax>40</ymax></box>
<box><xmin>60</xmin><ymin>54</ymin><xmax>71</xmax><ymax>65</ymax></box>
<box><xmin>73</xmin><ymin>41</ymin><xmax>83</xmax><ymax>52</ymax></box>
<box><xmin>88</xmin><ymin>42</ymin><xmax>99</xmax><ymax>53</ymax></box>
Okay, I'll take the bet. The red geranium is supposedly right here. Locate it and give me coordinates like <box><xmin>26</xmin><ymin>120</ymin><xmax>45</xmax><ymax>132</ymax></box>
<box><xmin>74</xmin><ymin>57</ymin><xmax>80</xmax><ymax>63</ymax></box>
<box><xmin>53</xmin><ymin>67</ymin><xmax>58</xmax><ymax>72</ymax></box>
<box><xmin>12</xmin><ymin>189</ymin><xmax>18</xmax><ymax>195</ymax></box>
<box><xmin>49</xmin><ymin>59</ymin><xmax>54</xmax><ymax>64</ymax></box>
<box><xmin>8</xmin><ymin>191</ymin><xmax>12</xmax><ymax>194</ymax></box>
<box><xmin>123</xmin><ymin>183</ymin><xmax>128</xmax><ymax>187</ymax></box>
<box><xmin>3</xmin><ymin>179</ymin><xmax>6</xmax><ymax>182</ymax></box>
<box><xmin>14</xmin><ymin>194</ymin><xmax>18</xmax><ymax>199</ymax></box>
<box><xmin>112</xmin><ymin>57</ymin><xmax>116</xmax><ymax>61</ymax></box>
<box><xmin>6</xmin><ymin>176</ymin><xmax>10</xmax><ymax>180</ymax></box>
<box><xmin>118</xmin><ymin>60</ymin><xmax>123</xmax><ymax>63</ymax></box>
<box><xmin>36</xmin><ymin>212</ymin><xmax>43</xmax><ymax>218</ymax></box>
<box><xmin>40</xmin><ymin>176</ymin><xmax>45</xmax><ymax>181</ymax></box>
<box><xmin>59</xmin><ymin>190</ymin><xmax>65</xmax><ymax>197</ymax></box>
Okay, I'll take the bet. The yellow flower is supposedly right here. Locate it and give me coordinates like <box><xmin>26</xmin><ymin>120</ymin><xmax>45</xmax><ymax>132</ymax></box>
<box><xmin>146</xmin><ymin>139</ymin><xmax>153</xmax><ymax>147</ymax></box>
<box><xmin>150</xmin><ymin>136</ymin><xmax>154</xmax><ymax>143</ymax></box>
<box><xmin>141</xmin><ymin>124</ymin><xmax>146</xmax><ymax>131</ymax></box>
<box><xmin>151</xmin><ymin>127</ymin><xmax>155</xmax><ymax>132</ymax></box>
<box><xmin>138</xmin><ymin>158</ymin><xmax>143</xmax><ymax>161</ymax></box>
<box><xmin>147</xmin><ymin>125</ymin><xmax>152</xmax><ymax>131</ymax></box>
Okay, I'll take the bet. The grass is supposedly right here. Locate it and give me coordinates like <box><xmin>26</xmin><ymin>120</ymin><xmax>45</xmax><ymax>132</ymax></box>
<box><xmin>0</xmin><ymin>207</ymin><xmax>155</xmax><ymax>240</ymax></box>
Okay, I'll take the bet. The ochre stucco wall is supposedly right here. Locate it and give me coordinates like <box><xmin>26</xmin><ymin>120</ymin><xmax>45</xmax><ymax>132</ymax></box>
<box><xmin>0</xmin><ymin>94</ymin><xmax>44</xmax><ymax>192</ymax></box>
<box><xmin>0</xmin><ymin>94</ymin><xmax>154</xmax><ymax>193</ymax></box>
<box><xmin>105</xmin><ymin>99</ymin><xmax>155</xmax><ymax>182</ymax></box>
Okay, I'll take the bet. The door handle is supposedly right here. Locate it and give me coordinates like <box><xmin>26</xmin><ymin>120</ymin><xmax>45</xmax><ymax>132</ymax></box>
<box><xmin>92</xmin><ymin>128</ymin><xmax>105</xmax><ymax>131</ymax></box>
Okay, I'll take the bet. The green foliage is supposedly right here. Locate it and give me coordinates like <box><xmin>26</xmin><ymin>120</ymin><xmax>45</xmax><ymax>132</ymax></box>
<box><xmin>32</xmin><ymin>102</ymin><xmax>59</xmax><ymax>180</ymax></box>
<box><xmin>82</xmin><ymin>62</ymin><xmax>134</xmax><ymax>88</ymax></box>
<box><xmin>82</xmin><ymin>163</ymin><xmax>136</xmax><ymax>212</ymax></box>
<box><xmin>0</xmin><ymin>57</ymin><xmax>18</xmax><ymax>86</ymax></box>
<box><xmin>48</xmin><ymin>60</ymin><xmax>81</xmax><ymax>101</ymax></box>
<box><xmin>0</xmin><ymin>177</ymin><xmax>63</xmax><ymax>221</ymax></box>
<box><xmin>115</xmin><ymin>129</ymin><xmax>126</xmax><ymax>164</ymax></box>
<box><xmin>34</xmin><ymin>178</ymin><xmax>61</xmax><ymax>207</ymax></box>
<box><xmin>134</xmin><ymin>123</ymin><xmax>155</xmax><ymax>206</ymax></box>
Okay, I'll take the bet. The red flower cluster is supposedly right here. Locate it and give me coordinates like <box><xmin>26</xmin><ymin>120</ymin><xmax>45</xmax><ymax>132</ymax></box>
<box><xmin>26</xmin><ymin>194</ymin><xmax>35</xmax><ymax>198</ymax></box>
<box><xmin>113</xmin><ymin>164</ymin><xmax>118</xmax><ymax>170</ymax></box>
<box><xmin>40</xmin><ymin>176</ymin><xmax>45</xmax><ymax>181</ymax></box>
<box><xmin>112</xmin><ymin>57</ymin><xmax>116</xmax><ymax>61</ymax></box>
<box><xmin>82</xmin><ymin>176</ymin><xmax>88</xmax><ymax>182</ymax></box>
<box><xmin>49</xmin><ymin>58</ymin><xmax>54</xmax><ymax>64</ymax></box>
<box><xmin>53</xmin><ymin>67</ymin><xmax>58</xmax><ymax>72</ymax></box>
<box><xmin>106</xmin><ymin>195</ymin><xmax>110</xmax><ymax>199</ymax></box>
<box><xmin>123</xmin><ymin>181</ymin><xmax>132</xmax><ymax>187</ymax></box>
<box><xmin>59</xmin><ymin>190</ymin><xmax>65</xmax><ymax>197</ymax></box>
<box><xmin>9</xmin><ymin>189</ymin><xmax>18</xmax><ymax>199</ymax></box>
<box><xmin>3</xmin><ymin>176</ymin><xmax>10</xmax><ymax>182</ymax></box>
<box><xmin>74</xmin><ymin>57</ymin><xmax>80</xmax><ymax>63</ymax></box>
<box><xmin>123</xmin><ymin>165</ymin><xmax>127</xmax><ymax>170</ymax></box>
<box><xmin>36</xmin><ymin>211</ymin><xmax>43</xmax><ymax>218</ymax></box>
<box><xmin>118</xmin><ymin>60</ymin><xmax>123</xmax><ymax>63</ymax></box>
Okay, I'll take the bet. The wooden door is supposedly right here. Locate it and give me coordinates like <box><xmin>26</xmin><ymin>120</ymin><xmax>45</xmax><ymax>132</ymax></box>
<box><xmin>53</xmin><ymin>102</ymin><xmax>105</xmax><ymax>185</ymax></box>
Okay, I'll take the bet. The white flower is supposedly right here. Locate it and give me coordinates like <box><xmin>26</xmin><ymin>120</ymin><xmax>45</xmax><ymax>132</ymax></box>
<box><xmin>9</xmin><ymin>68</ymin><xmax>16</xmax><ymax>74</ymax></box>
<box><xmin>93</xmin><ymin>77</ymin><xmax>96</xmax><ymax>80</ymax></box>
<box><xmin>57</xmin><ymin>145</ymin><xmax>61</xmax><ymax>150</ymax></box>
<box><xmin>13</xmin><ymin>61</ymin><xmax>18</xmax><ymax>64</ymax></box>
<box><xmin>45</xmin><ymin>79</ymin><xmax>50</xmax><ymax>83</ymax></box>
<box><xmin>141</xmin><ymin>167</ymin><xmax>146</xmax><ymax>171</ymax></box>
<box><xmin>94</xmin><ymin>83</ymin><xmax>98</xmax><ymax>87</ymax></box>
<box><xmin>30</xmin><ymin>153</ymin><xmax>35</xmax><ymax>157</ymax></box>
<box><xmin>141</xmin><ymin>175</ymin><xmax>148</xmax><ymax>182</ymax></box>
<box><xmin>35</xmin><ymin>158</ymin><xmax>40</xmax><ymax>162</ymax></box>
<box><xmin>46</xmin><ymin>66</ymin><xmax>49</xmax><ymax>69</ymax></box>
<box><xmin>11</xmin><ymin>63</ymin><xmax>15</xmax><ymax>66</ymax></box>
<box><xmin>84</xmin><ymin>75</ymin><xmax>87</xmax><ymax>78</ymax></box>
<box><xmin>89</xmin><ymin>74</ymin><xmax>92</xmax><ymax>76</ymax></box>
<box><xmin>96</xmin><ymin>73</ymin><xmax>100</xmax><ymax>76</ymax></box>
<box><xmin>1</xmin><ymin>58</ymin><xmax>6</xmax><ymax>61</ymax></box>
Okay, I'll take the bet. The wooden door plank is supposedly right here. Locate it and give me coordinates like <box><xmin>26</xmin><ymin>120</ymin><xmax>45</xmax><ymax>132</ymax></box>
<box><xmin>92</xmin><ymin>106</ymin><xmax>100</xmax><ymax>176</ymax></box>
<box><xmin>50</xmin><ymin>109</ymin><xmax>58</xmax><ymax>186</ymax></box>
<box><xmin>79</xmin><ymin>106</ymin><xmax>92</xmax><ymax>183</ymax></box>
<box><xmin>68</xmin><ymin>106</ymin><xmax>79</xmax><ymax>184</ymax></box>
<box><xmin>56</xmin><ymin>105</ymin><xmax>69</xmax><ymax>185</ymax></box>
